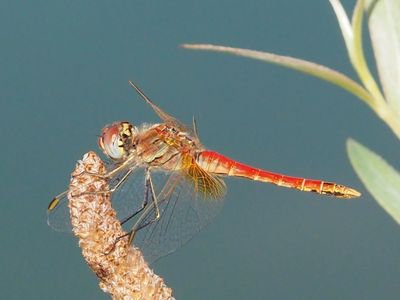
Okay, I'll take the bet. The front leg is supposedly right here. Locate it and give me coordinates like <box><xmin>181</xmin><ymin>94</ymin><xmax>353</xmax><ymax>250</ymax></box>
<box><xmin>49</xmin><ymin>157</ymin><xmax>138</xmax><ymax>212</ymax></box>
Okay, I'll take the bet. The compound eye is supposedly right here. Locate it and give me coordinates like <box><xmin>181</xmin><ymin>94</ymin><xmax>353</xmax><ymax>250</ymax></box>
<box><xmin>98</xmin><ymin>122</ymin><xmax>127</xmax><ymax>160</ymax></box>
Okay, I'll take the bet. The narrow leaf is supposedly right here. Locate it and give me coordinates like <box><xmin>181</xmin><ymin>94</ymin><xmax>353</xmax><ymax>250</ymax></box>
<box><xmin>351</xmin><ymin>0</ymin><xmax>364</xmax><ymax>61</ymax></box>
<box><xmin>365</xmin><ymin>0</ymin><xmax>400</xmax><ymax>114</ymax></box>
<box><xmin>351</xmin><ymin>0</ymin><xmax>385</xmax><ymax>105</ymax></box>
<box><xmin>347</xmin><ymin>138</ymin><xmax>400</xmax><ymax>225</ymax></box>
<box><xmin>182</xmin><ymin>43</ymin><xmax>375</xmax><ymax>108</ymax></box>
<box><xmin>329</xmin><ymin>0</ymin><xmax>354</xmax><ymax>56</ymax></box>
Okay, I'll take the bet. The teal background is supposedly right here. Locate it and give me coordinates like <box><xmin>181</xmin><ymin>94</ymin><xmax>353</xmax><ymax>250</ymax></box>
<box><xmin>1</xmin><ymin>1</ymin><xmax>399</xmax><ymax>299</ymax></box>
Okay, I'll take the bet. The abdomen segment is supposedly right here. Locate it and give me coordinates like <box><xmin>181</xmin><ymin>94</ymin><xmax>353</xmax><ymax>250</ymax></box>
<box><xmin>197</xmin><ymin>151</ymin><xmax>361</xmax><ymax>199</ymax></box>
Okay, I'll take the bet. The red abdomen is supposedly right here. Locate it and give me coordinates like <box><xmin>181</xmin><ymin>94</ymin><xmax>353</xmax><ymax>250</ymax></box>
<box><xmin>197</xmin><ymin>150</ymin><xmax>360</xmax><ymax>199</ymax></box>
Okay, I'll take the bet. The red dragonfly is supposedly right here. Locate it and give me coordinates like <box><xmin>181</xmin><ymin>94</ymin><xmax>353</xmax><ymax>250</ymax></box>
<box><xmin>48</xmin><ymin>80</ymin><xmax>361</xmax><ymax>263</ymax></box>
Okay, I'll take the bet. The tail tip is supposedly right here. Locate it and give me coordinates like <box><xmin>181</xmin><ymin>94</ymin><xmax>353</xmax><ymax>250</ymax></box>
<box><xmin>345</xmin><ymin>187</ymin><xmax>362</xmax><ymax>198</ymax></box>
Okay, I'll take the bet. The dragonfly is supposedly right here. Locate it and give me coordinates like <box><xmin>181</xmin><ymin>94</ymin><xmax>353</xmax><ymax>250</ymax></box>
<box><xmin>48</xmin><ymin>80</ymin><xmax>361</xmax><ymax>263</ymax></box>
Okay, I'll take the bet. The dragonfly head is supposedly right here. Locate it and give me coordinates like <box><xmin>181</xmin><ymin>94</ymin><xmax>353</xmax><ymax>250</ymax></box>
<box><xmin>98</xmin><ymin>121</ymin><xmax>137</xmax><ymax>161</ymax></box>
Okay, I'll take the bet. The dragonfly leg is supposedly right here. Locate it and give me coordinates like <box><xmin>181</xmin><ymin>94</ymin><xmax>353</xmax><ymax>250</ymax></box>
<box><xmin>107</xmin><ymin>210</ymin><xmax>160</xmax><ymax>254</ymax></box>
<box><xmin>145</xmin><ymin>168</ymin><xmax>161</xmax><ymax>220</ymax></box>
<box><xmin>73</xmin><ymin>154</ymin><xmax>137</xmax><ymax>180</ymax></box>
<box><xmin>120</xmin><ymin>204</ymin><xmax>146</xmax><ymax>225</ymax></box>
<box><xmin>49</xmin><ymin>157</ymin><xmax>138</xmax><ymax>211</ymax></box>
<box><xmin>125</xmin><ymin>169</ymin><xmax>162</xmax><ymax>246</ymax></box>
<box><xmin>104</xmin><ymin>231</ymin><xmax>131</xmax><ymax>255</ymax></box>
<box><xmin>73</xmin><ymin>166</ymin><xmax>128</xmax><ymax>181</ymax></box>
<box><xmin>120</xmin><ymin>168</ymin><xmax>153</xmax><ymax>225</ymax></box>
<box><xmin>72</xmin><ymin>169</ymin><xmax>111</xmax><ymax>179</ymax></box>
<box><xmin>127</xmin><ymin>213</ymin><xmax>161</xmax><ymax>246</ymax></box>
<box><xmin>109</xmin><ymin>169</ymin><xmax>160</xmax><ymax>249</ymax></box>
<box><xmin>70</xmin><ymin>167</ymin><xmax>137</xmax><ymax>199</ymax></box>
<box><xmin>108</xmin><ymin>167</ymin><xmax>135</xmax><ymax>193</ymax></box>
<box><xmin>105</xmin><ymin>213</ymin><xmax>161</xmax><ymax>254</ymax></box>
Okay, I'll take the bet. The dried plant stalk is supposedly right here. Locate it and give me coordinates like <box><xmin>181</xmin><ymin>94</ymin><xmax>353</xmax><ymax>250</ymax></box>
<box><xmin>68</xmin><ymin>151</ymin><xmax>174</xmax><ymax>300</ymax></box>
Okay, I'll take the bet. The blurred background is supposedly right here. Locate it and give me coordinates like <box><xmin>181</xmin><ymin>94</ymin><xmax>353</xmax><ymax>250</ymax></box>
<box><xmin>1</xmin><ymin>0</ymin><xmax>399</xmax><ymax>299</ymax></box>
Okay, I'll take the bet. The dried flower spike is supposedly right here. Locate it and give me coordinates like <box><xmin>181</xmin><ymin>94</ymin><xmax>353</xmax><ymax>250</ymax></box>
<box><xmin>68</xmin><ymin>151</ymin><xmax>174</xmax><ymax>300</ymax></box>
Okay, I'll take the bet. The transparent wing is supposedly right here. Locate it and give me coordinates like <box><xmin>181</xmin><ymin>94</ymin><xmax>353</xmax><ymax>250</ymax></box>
<box><xmin>46</xmin><ymin>190</ymin><xmax>73</xmax><ymax>233</ymax></box>
<box><xmin>48</xmin><ymin>153</ymin><xmax>226</xmax><ymax>264</ymax></box>
<box><xmin>47</xmin><ymin>165</ymin><xmax>142</xmax><ymax>233</ymax></box>
<box><xmin>121</xmin><ymin>169</ymin><xmax>226</xmax><ymax>264</ymax></box>
<box><xmin>111</xmin><ymin>167</ymin><xmax>149</xmax><ymax>223</ymax></box>
<box><xmin>128</xmin><ymin>80</ymin><xmax>183</xmax><ymax>127</ymax></box>
<box><xmin>128</xmin><ymin>80</ymin><xmax>201</xmax><ymax>144</ymax></box>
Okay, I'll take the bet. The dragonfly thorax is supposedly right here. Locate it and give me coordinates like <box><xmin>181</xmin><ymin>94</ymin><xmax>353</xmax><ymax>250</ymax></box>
<box><xmin>98</xmin><ymin>121</ymin><xmax>138</xmax><ymax>161</ymax></box>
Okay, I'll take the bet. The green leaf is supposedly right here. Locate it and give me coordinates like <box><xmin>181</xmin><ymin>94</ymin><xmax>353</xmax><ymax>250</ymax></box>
<box><xmin>181</xmin><ymin>43</ymin><xmax>375</xmax><ymax>108</ymax></box>
<box><xmin>351</xmin><ymin>0</ymin><xmax>384</xmax><ymax>102</ymax></box>
<box><xmin>330</xmin><ymin>0</ymin><xmax>384</xmax><ymax>106</ymax></box>
<box><xmin>329</xmin><ymin>0</ymin><xmax>354</xmax><ymax>57</ymax></box>
<box><xmin>365</xmin><ymin>0</ymin><xmax>400</xmax><ymax>114</ymax></box>
<box><xmin>347</xmin><ymin>138</ymin><xmax>400</xmax><ymax>225</ymax></box>
<box><xmin>351</xmin><ymin>0</ymin><xmax>364</xmax><ymax>63</ymax></box>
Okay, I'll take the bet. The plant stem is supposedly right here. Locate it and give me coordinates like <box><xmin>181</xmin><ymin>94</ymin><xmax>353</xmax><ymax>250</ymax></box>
<box><xmin>374</xmin><ymin>103</ymin><xmax>400</xmax><ymax>140</ymax></box>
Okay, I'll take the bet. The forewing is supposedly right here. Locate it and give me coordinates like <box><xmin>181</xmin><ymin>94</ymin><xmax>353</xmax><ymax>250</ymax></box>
<box><xmin>128</xmin><ymin>80</ymin><xmax>181</xmax><ymax>124</ymax></box>
<box><xmin>129</xmin><ymin>165</ymin><xmax>226</xmax><ymax>264</ymax></box>
<box><xmin>47</xmin><ymin>165</ymin><xmax>142</xmax><ymax>233</ymax></box>
<box><xmin>110</xmin><ymin>167</ymin><xmax>149</xmax><ymax>223</ymax></box>
<box><xmin>128</xmin><ymin>80</ymin><xmax>201</xmax><ymax>141</ymax></box>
